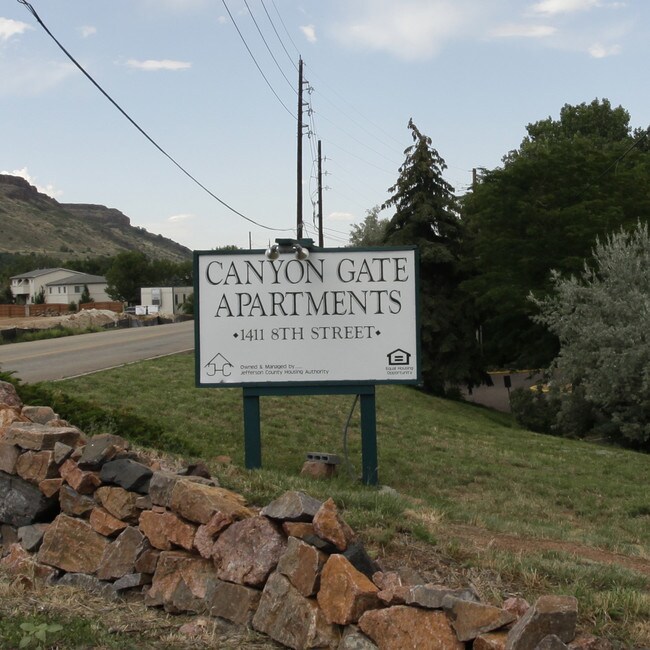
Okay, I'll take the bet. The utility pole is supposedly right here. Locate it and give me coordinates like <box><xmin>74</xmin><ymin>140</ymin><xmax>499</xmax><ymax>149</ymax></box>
<box><xmin>317</xmin><ymin>139</ymin><xmax>323</xmax><ymax>247</ymax></box>
<box><xmin>296</xmin><ymin>57</ymin><xmax>304</xmax><ymax>239</ymax></box>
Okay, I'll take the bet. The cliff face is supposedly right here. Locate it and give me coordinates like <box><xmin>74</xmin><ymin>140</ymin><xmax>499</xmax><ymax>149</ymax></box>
<box><xmin>61</xmin><ymin>204</ymin><xmax>131</xmax><ymax>228</ymax></box>
<box><xmin>0</xmin><ymin>174</ymin><xmax>191</xmax><ymax>262</ymax></box>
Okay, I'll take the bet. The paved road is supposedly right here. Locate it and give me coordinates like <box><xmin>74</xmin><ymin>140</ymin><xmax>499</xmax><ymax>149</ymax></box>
<box><xmin>0</xmin><ymin>320</ymin><xmax>194</xmax><ymax>383</ymax></box>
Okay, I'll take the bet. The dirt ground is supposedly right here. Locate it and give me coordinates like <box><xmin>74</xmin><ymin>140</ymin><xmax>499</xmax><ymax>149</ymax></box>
<box><xmin>0</xmin><ymin>310</ymin><xmax>120</xmax><ymax>332</ymax></box>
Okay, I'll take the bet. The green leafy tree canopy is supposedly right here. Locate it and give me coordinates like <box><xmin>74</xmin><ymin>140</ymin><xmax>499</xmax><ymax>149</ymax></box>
<box><xmin>463</xmin><ymin>98</ymin><xmax>650</xmax><ymax>367</ymax></box>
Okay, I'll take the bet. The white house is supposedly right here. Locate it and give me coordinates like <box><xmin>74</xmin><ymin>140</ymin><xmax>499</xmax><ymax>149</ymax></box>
<box><xmin>140</xmin><ymin>286</ymin><xmax>192</xmax><ymax>315</ymax></box>
<box><xmin>10</xmin><ymin>268</ymin><xmax>75</xmax><ymax>304</ymax></box>
<box><xmin>10</xmin><ymin>268</ymin><xmax>109</xmax><ymax>305</ymax></box>
<box><xmin>45</xmin><ymin>273</ymin><xmax>110</xmax><ymax>305</ymax></box>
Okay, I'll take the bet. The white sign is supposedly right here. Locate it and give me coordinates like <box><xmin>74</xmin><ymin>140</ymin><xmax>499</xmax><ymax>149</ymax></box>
<box><xmin>195</xmin><ymin>247</ymin><xmax>419</xmax><ymax>386</ymax></box>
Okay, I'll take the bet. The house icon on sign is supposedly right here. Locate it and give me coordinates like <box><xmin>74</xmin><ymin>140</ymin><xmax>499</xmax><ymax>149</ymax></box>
<box><xmin>205</xmin><ymin>353</ymin><xmax>233</xmax><ymax>377</ymax></box>
<box><xmin>387</xmin><ymin>349</ymin><xmax>411</xmax><ymax>365</ymax></box>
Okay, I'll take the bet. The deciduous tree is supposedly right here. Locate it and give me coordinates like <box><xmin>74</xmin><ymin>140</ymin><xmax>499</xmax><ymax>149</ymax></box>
<box><xmin>463</xmin><ymin>99</ymin><xmax>650</xmax><ymax>367</ymax></box>
<box><xmin>532</xmin><ymin>222</ymin><xmax>650</xmax><ymax>450</ymax></box>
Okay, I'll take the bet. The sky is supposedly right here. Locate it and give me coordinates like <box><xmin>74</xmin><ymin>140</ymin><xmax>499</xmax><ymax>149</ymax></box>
<box><xmin>1</xmin><ymin>0</ymin><xmax>648</xmax><ymax>252</ymax></box>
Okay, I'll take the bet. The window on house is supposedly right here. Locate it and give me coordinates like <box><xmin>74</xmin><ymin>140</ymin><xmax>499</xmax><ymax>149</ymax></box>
<box><xmin>74</xmin><ymin>286</ymin><xmax>81</xmax><ymax>293</ymax></box>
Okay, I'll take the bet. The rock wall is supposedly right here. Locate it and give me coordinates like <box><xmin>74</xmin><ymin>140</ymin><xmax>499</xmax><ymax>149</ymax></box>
<box><xmin>0</xmin><ymin>380</ymin><xmax>609</xmax><ymax>650</ymax></box>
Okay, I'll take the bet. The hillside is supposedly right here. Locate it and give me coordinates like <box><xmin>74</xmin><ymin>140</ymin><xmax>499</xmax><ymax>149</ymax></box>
<box><xmin>0</xmin><ymin>174</ymin><xmax>191</xmax><ymax>263</ymax></box>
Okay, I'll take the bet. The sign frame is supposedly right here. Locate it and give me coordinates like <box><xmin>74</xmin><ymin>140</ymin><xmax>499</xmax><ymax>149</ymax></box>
<box><xmin>193</xmin><ymin>245</ymin><xmax>421</xmax><ymax>389</ymax></box>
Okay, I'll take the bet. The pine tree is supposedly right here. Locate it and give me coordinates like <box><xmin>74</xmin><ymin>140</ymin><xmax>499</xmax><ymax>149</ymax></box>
<box><xmin>383</xmin><ymin>119</ymin><xmax>485</xmax><ymax>394</ymax></box>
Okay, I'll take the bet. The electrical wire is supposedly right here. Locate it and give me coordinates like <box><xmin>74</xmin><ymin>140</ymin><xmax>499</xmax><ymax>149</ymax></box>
<box><xmin>242</xmin><ymin>0</ymin><xmax>296</xmax><ymax>93</ymax></box>
<box><xmin>270</xmin><ymin>0</ymin><xmax>301</xmax><ymax>59</ymax></box>
<box><xmin>260</xmin><ymin>0</ymin><xmax>298</xmax><ymax>71</ymax></box>
<box><xmin>17</xmin><ymin>0</ymin><xmax>292</xmax><ymax>233</ymax></box>
<box><xmin>221</xmin><ymin>0</ymin><xmax>295</xmax><ymax>119</ymax></box>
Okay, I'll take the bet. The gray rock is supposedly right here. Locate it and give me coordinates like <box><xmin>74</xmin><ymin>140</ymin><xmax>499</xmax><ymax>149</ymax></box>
<box><xmin>261</xmin><ymin>490</ymin><xmax>323</xmax><ymax>522</ymax></box>
<box><xmin>536</xmin><ymin>635</ymin><xmax>569</xmax><ymax>650</ymax></box>
<box><xmin>338</xmin><ymin>625</ymin><xmax>379</xmax><ymax>650</ymax></box>
<box><xmin>406</xmin><ymin>583</ymin><xmax>479</xmax><ymax>609</ymax></box>
<box><xmin>112</xmin><ymin>572</ymin><xmax>152</xmax><ymax>591</ymax></box>
<box><xmin>77</xmin><ymin>434</ymin><xmax>130</xmax><ymax>470</ymax></box>
<box><xmin>17</xmin><ymin>523</ymin><xmax>49</xmax><ymax>552</ymax></box>
<box><xmin>343</xmin><ymin>542</ymin><xmax>381</xmax><ymax>580</ymax></box>
<box><xmin>53</xmin><ymin>442</ymin><xmax>74</xmax><ymax>465</ymax></box>
<box><xmin>507</xmin><ymin>595</ymin><xmax>578</xmax><ymax>650</ymax></box>
<box><xmin>56</xmin><ymin>572</ymin><xmax>118</xmax><ymax>600</ymax></box>
<box><xmin>100</xmin><ymin>459</ymin><xmax>152</xmax><ymax>494</ymax></box>
<box><xmin>0</xmin><ymin>470</ymin><xmax>58</xmax><ymax>527</ymax></box>
<box><xmin>59</xmin><ymin>485</ymin><xmax>95</xmax><ymax>517</ymax></box>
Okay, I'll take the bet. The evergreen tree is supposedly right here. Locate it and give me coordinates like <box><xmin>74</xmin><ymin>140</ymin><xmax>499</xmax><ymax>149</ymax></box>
<box><xmin>383</xmin><ymin>119</ymin><xmax>485</xmax><ymax>395</ymax></box>
<box><xmin>79</xmin><ymin>284</ymin><xmax>92</xmax><ymax>304</ymax></box>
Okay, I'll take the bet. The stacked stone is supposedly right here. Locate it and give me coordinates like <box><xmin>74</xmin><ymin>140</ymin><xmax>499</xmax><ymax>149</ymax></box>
<box><xmin>0</xmin><ymin>380</ymin><xmax>610</xmax><ymax>650</ymax></box>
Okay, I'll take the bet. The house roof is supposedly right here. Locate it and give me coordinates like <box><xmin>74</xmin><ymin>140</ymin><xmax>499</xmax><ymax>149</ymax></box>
<box><xmin>46</xmin><ymin>273</ymin><xmax>107</xmax><ymax>286</ymax></box>
<box><xmin>10</xmin><ymin>267</ymin><xmax>75</xmax><ymax>280</ymax></box>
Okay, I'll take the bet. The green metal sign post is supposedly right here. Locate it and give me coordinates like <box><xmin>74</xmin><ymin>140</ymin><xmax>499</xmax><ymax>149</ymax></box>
<box><xmin>243</xmin><ymin>384</ymin><xmax>378</xmax><ymax>485</ymax></box>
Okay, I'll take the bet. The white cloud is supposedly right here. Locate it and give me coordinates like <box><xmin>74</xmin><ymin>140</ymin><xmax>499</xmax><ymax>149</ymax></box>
<box><xmin>80</xmin><ymin>25</ymin><xmax>97</xmax><ymax>38</ymax></box>
<box><xmin>300</xmin><ymin>24</ymin><xmax>317</xmax><ymax>43</ymax></box>
<box><xmin>125</xmin><ymin>59</ymin><xmax>191</xmax><ymax>71</ymax></box>
<box><xmin>333</xmin><ymin>0</ymin><xmax>476</xmax><ymax>60</ymax></box>
<box><xmin>168</xmin><ymin>213</ymin><xmax>195</xmax><ymax>223</ymax></box>
<box><xmin>531</xmin><ymin>0</ymin><xmax>600</xmax><ymax>14</ymax></box>
<box><xmin>491</xmin><ymin>23</ymin><xmax>557</xmax><ymax>38</ymax></box>
<box><xmin>1</xmin><ymin>167</ymin><xmax>63</xmax><ymax>199</ymax></box>
<box><xmin>588</xmin><ymin>42</ymin><xmax>621</xmax><ymax>57</ymax></box>
<box><xmin>217</xmin><ymin>15</ymin><xmax>227</xmax><ymax>24</ymax></box>
<box><xmin>328</xmin><ymin>211</ymin><xmax>356</xmax><ymax>222</ymax></box>
<box><xmin>0</xmin><ymin>17</ymin><xmax>32</xmax><ymax>42</ymax></box>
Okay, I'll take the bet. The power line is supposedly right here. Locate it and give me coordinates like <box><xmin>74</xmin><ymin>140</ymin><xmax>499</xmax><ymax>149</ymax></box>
<box><xmin>17</xmin><ymin>0</ymin><xmax>291</xmax><ymax>233</ymax></box>
<box><xmin>270</xmin><ymin>0</ymin><xmax>301</xmax><ymax>59</ymax></box>
<box><xmin>221</xmin><ymin>0</ymin><xmax>295</xmax><ymax>119</ymax></box>
<box><xmin>260</xmin><ymin>0</ymin><xmax>298</xmax><ymax>71</ymax></box>
<box><xmin>242</xmin><ymin>0</ymin><xmax>295</xmax><ymax>93</ymax></box>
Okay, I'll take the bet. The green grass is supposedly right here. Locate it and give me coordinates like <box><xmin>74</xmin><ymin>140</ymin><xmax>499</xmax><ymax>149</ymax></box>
<box><xmin>0</xmin><ymin>325</ymin><xmax>103</xmax><ymax>345</ymax></box>
<box><xmin>13</xmin><ymin>352</ymin><xmax>650</xmax><ymax>648</ymax></box>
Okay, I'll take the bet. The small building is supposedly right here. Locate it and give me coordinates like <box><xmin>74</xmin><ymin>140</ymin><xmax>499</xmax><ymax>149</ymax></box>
<box><xmin>45</xmin><ymin>273</ymin><xmax>110</xmax><ymax>305</ymax></box>
<box><xmin>140</xmin><ymin>286</ymin><xmax>192</xmax><ymax>315</ymax></box>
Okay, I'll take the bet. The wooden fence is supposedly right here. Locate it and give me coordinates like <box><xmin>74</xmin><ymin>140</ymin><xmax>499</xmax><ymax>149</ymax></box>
<box><xmin>0</xmin><ymin>302</ymin><xmax>125</xmax><ymax>318</ymax></box>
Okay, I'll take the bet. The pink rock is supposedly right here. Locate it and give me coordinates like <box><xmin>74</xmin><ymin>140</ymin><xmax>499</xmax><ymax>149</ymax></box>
<box><xmin>38</xmin><ymin>514</ymin><xmax>109</xmax><ymax>574</ymax></box>
<box><xmin>59</xmin><ymin>458</ymin><xmax>101</xmax><ymax>494</ymax></box>
<box><xmin>0</xmin><ymin>542</ymin><xmax>57</xmax><ymax>582</ymax></box>
<box><xmin>359</xmin><ymin>605</ymin><xmax>464</xmax><ymax>650</ymax></box>
<box><xmin>213</xmin><ymin>516</ymin><xmax>286</xmax><ymax>587</ymax></box>
<box><xmin>317</xmin><ymin>554</ymin><xmax>381</xmax><ymax>625</ymax></box>
<box><xmin>139</xmin><ymin>509</ymin><xmax>197</xmax><ymax>551</ymax></box>
<box><xmin>95</xmin><ymin>485</ymin><xmax>140</xmax><ymax>523</ymax></box>
<box><xmin>277</xmin><ymin>536</ymin><xmax>327</xmax><ymax>597</ymax></box>
<box><xmin>89</xmin><ymin>507</ymin><xmax>129</xmax><ymax>537</ymax></box>
<box><xmin>193</xmin><ymin>510</ymin><xmax>233</xmax><ymax>559</ymax></box>
<box><xmin>312</xmin><ymin>497</ymin><xmax>355</xmax><ymax>552</ymax></box>
<box><xmin>252</xmin><ymin>571</ymin><xmax>340</xmax><ymax>649</ymax></box>
<box><xmin>16</xmin><ymin>450</ymin><xmax>58</xmax><ymax>484</ymax></box>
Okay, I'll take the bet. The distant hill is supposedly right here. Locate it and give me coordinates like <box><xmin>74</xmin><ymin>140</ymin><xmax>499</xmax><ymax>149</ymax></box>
<box><xmin>0</xmin><ymin>174</ymin><xmax>192</xmax><ymax>263</ymax></box>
